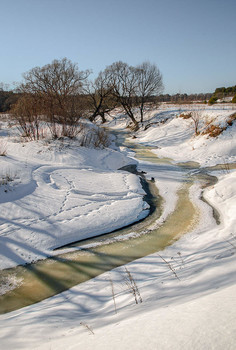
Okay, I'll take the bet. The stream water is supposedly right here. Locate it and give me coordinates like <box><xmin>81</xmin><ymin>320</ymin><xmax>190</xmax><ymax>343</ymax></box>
<box><xmin>0</xmin><ymin>132</ymin><xmax>221</xmax><ymax>314</ymax></box>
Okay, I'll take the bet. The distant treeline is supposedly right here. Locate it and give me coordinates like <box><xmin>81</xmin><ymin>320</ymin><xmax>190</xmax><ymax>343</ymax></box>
<box><xmin>0</xmin><ymin>90</ymin><xmax>213</xmax><ymax>113</ymax></box>
<box><xmin>1</xmin><ymin>85</ymin><xmax>235</xmax><ymax>113</ymax></box>
<box><xmin>208</xmin><ymin>85</ymin><xmax>236</xmax><ymax>104</ymax></box>
<box><xmin>157</xmin><ymin>93</ymin><xmax>212</xmax><ymax>103</ymax></box>
<box><xmin>213</xmin><ymin>85</ymin><xmax>236</xmax><ymax>98</ymax></box>
<box><xmin>0</xmin><ymin>90</ymin><xmax>19</xmax><ymax>112</ymax></box>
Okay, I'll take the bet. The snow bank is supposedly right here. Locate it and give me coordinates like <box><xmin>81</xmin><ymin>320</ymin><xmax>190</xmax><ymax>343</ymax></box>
<box><xmin>204</xmin><ymin>171</ymin><xmax>236</xmax><ymax>230</ymax></box>
<box><xmin>137</xmin><ymin>105</ymin><xmax>236</xmax><ymax>167</ymax></box>
<box><xmin>0</xmin><ymin>170</ymin><xmax>235</xmax><ymax>350</ymax></box>
<box><xmin>0</xmin><ymin>105</ymin><xmax>236</xmax><ymax>350</ymax></box>
<box><xmin>0</xmin><ymin>134</ymin><xmax>149</xmax><ymax>269</ymax></box>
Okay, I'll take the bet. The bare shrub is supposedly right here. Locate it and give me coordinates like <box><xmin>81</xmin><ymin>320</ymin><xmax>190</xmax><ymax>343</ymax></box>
<box><xmin>12</xmin><ymin>92</ymin><xmax>84</xmax><ymax>141</ymax></box>
<box><xmin>46</xmin><ymin>123</ymin><xmax>63</xmax><ymax>140</ymax></box>
<box><xmin>80</xmin><ymin>131</ymin><xmax>94</xmax><ymax>148</ymax></box>
<box><xmin>48</xmin><ymin>122</ymin><xmax>84</xmax><ymax>140</ymax></box>
<box><xmin>63</xmin><ymin>123</ymin><xmax>84</xmax><ymax>139</ymax></box>
<box><xmin>0</xmin><ymin>174</ymin><xmax>12</xmax><ymax>186</ymax></box>
<box><xmin>80</xmin><ymin>127</ymin><xmax>110</xmax><ymax>148</ymax></box>
<box><xmin>93</xmin><ymin>128</ymin><xmax>110</xmax><ymax>148</ymax></box>
<box><xmin>190</xmin><ymin>111</ymin><xmax>201</xmax><ymax>135</ymax></box>
<box><xmin>178</xmin><ymin>111</ymin><xmax>201</xmax><ymax>135</ymax></box>
<box><xmin>0</xmin><ymin>170</ymin><xmax>17</xmax><ymax>186</ymax></box>
<box><xmin>11</xmin><ymin>95</ymin><xmax>42</xmax><ymax>140</ymax></box>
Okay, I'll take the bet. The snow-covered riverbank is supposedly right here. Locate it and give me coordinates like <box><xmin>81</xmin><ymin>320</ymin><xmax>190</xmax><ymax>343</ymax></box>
<box><xmin>0</xmin><ymin>133</ymin><xmax>149</xmax><ymax>270</ymax></box>
<box><xmin>0</xmin><ymin>104</ymin><xmax>236</xmax><ymax>349</ymax></box>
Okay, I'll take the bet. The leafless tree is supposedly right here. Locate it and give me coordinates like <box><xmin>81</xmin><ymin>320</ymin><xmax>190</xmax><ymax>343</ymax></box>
<box><xmin>102</xmin><ymin>61</ymin><xmax>163</xmax><ymax>128</ymax></box>
<box><xmin>84</xmin><ymin>70</ymin><xmax>116</xmax><ymax>123</ymax></box>
<box><xmin>104</xmin><ymin>61</ymin><xmax>139</xmax><ymax>128</ymax></box>
<box><xmin>135</xmin><ymin>62</ymin><xmax>163</xmax><ymax>123</ymax></box>
<box><xmin>16</xmin><ymin>58</ymin><xmax>90</xmax><ymax>136</ymax></box>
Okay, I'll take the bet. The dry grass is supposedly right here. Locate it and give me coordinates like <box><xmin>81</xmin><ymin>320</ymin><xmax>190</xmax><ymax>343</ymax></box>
<box><xmin>226</xmin><ymin>113</ymin><xmax>236</xmax><ymax>126</ymax></box>
<box><xmin>178</xmin><ymin>113</ymin><xmax>192</xmax><ymax>119</ymax></box>
<box><xmin>109</xmin><ymin>277</ymin><xmax>117</xmax><ymax>314</ymax></box>
<box><xmin>123</xmin><ymin>267</ymin><xmax>142</xmax><ymax>305</ymax></box>
<box><xmin>158</xmin><ymin>254</ymin><xmax>180</xmax><ymax>281</ymax></box>
<box><xmin>0</xmin><ymin>171</ymin><xmax>17</xmax><ymax>187</ymax></box>
<box><xmin>80</xmin><ymin>322</ymin><xmax>94</xmax><ymax>335</ymax></box>
<box><xmin>202</xmin><ymin>124</ymin><xmax>226</xmax><ymax>137</ymax></box>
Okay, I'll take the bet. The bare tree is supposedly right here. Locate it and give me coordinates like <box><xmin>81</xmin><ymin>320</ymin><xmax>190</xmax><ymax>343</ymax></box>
<box><xmin>135</xmin><ymin>62</ymin><xmax>163</xmax><ymax>123</ymax></box>
<box><xmin>102</xmin><ymin>61</ymin><xmax>163</xmax><ymax>128</ymax></box>
<box><xmin>84</xmin><ymin>70</ymin><xmax>115</xmax><ymax>123</ymax></box>
<box><xmin>16</xmin><ymin>58</ymin><xmax>90</xmax><ymax>136</ymax></box>
<box><xmin>104</xmin><ymin>61</ymin><xmax>139</xmax><ymax>128</ymax></box>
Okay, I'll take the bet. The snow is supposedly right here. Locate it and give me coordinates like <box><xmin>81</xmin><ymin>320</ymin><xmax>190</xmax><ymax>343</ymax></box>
<box><xmin>0</xmin><ymin>104</ymin><xmax>236</xmax><ymax>349</ymax></box>
<box><xmin>0</xmin><ymin>135</ymin><xmax>149</xmax><ymax>269</ymax></box>
<box><xmin>137</xmin><ymin>104</ymin><xmax>236</xmax><ymax>167</ymax></box>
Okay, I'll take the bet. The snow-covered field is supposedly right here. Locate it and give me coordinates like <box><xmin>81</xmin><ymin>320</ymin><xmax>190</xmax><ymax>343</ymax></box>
<box><xmin>0</xmin><ymin>104</ymin><xmax>236</xmax><ymax>349</ymax></box>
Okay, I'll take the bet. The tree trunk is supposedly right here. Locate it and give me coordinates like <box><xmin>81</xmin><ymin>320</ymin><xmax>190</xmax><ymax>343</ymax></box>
<box><xmin>100</xmin><ymin>112</ymin><xmax>106</xmax><ymax>123</ymax></box>
<box><xmin>140</xmin><ymin>102</ymin><xmax>144</xmax><ymax>123</ymax></box>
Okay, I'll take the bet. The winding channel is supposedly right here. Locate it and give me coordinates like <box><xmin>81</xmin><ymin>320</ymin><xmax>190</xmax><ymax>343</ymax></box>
<box><xmin>0</xmin><ymin>131</ymin><xmax>220</xmax><ymax>314</ymax></box>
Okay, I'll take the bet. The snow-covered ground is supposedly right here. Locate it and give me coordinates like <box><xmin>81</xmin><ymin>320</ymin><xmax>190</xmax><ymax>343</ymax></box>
<box><xmin>0</xmin><ymin>128</ymin><xmax>149</xmax><ymax>270</ymax></box>
<box><xmin>0</xmin><ymin>104</ymin><xmax>236</xmax><ymax>349</ymax></box>
<box><xmin>136</xmin><ymin>104</ymin><xmax>236</xmax><ymax>167</ymax></box>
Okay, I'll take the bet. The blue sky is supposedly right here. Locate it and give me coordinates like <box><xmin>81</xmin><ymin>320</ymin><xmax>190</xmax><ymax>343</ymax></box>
<box><xmin>1</xmin><ymin>0</ymin><xmax>235</xmax><ymax>94</ymax></box>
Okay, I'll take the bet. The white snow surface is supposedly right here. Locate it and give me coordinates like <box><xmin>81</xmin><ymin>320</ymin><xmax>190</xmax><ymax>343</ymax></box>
<box><xmin>136</xmin><ymin>103</ymin><xmax>236</xmax><ymax>167</ymax></box>
<box><xmin>0</xmin><ymin>132</ymin><xmax>149</xmax><ymax>269</ymax></box>
<box><xmin>0</xmin><ymin>104</ymin><xmax>236</xmax><ymax>349</ymax></box>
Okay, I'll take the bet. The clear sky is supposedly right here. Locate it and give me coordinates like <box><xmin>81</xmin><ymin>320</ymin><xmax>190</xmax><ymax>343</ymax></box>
<box><xmin>1</xmin><ymin>0</ymin><xmax>235</xmax><ymax>94</ymax></box>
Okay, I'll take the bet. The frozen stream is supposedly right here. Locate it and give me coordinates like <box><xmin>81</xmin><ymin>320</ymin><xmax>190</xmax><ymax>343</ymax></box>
<box><xmin>0</xmin><ymin>132</ymin><xmax>218</xmax><ymax>314</ymax></box>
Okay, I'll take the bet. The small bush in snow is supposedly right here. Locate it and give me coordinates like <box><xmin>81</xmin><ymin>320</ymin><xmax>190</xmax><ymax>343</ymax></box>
<box><xmin>80</xmin><ymin>127</ymin><xmax>110</xmax><ymax>148</ymax></box>
<box><xmin>48</xmin><ymin>122</ymin><xmax>84</xmax><ymax>140</ymax></box>
<box><xmin>11</xmin><ymin>95</ymin><xmax>42</xmax><ymax>141</ymax></box>
<box><xmin>93</xmin><ymin>128</ymin><xmax>110</xmax><ymax>148</ymax></box>
<box><xmin>178</xmin><ymin>111</ymin><xmax>201</xmax><ymax>135</ymax></box>
<box><xmin>0</xmin><ymin>171</ymin><xmax>17</xmax><ymax>186</ymax></box>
